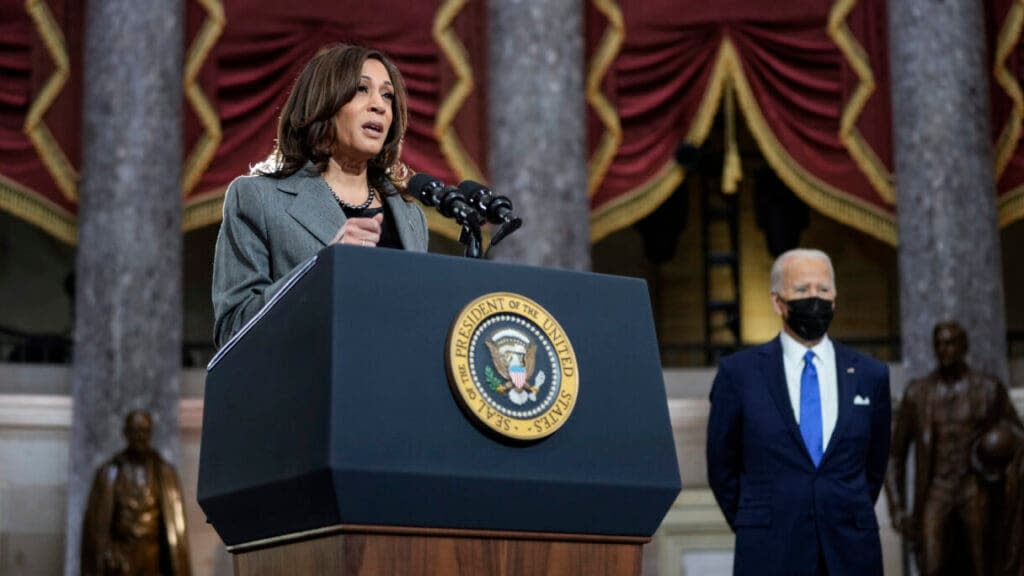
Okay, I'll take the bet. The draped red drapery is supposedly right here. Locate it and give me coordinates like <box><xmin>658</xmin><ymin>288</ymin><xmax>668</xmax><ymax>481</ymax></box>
<box><xmin>2</xmin><ymin>0</ymin><xmax>1023</xmax><ymax>245</ymax></box>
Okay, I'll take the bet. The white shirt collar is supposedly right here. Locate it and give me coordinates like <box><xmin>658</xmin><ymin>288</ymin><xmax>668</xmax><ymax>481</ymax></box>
<box><xmin>779</xmin><ymin>330</ymin><xmax>833</xmax><ymax>364</ymax></box>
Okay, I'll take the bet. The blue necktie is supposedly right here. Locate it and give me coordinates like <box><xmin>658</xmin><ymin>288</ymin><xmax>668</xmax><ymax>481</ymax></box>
<box><xmin>800</xmin><ymin>350</ymin><xmax>823</xmax><ymax>467</ymax></box>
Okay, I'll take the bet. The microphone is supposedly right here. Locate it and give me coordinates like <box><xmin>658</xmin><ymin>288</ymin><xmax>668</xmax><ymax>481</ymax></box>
<box><xmin>456</xmin><ymin>180</ymin><xmax>518</xmax><ymax>225</ymax></box>
<box><xmin>408</xmin><ymin>173</ymin><xmax>485</xmax><ymax>229</ymax></box>
<box><xmin>457</xmin><ymin>180</ymin><xmax>522</xmax><ymax>246</ymax></box>
<box><xmin>408</xmin><ymin>172</ymin><xmax>445</xmax><ymax>208</ymax></box>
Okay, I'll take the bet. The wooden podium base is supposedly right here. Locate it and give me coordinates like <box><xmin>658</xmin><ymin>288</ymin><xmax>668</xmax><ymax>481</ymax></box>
<box><xmin>231</xmin><ymin>525</ymin><xmax>648</xmax><ymax>576</ymax></box>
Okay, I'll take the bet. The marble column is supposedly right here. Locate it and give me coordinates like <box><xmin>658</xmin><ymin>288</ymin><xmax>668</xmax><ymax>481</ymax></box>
<box><xmin>488</xmin><ymin>0</ymin><xmax>590</xmax><ymax>270</ymax></box>
<box><xmin>889</xmin><ymin>0</ymin><xmax>1008</xmax><ymax>384</ymax></box>
<box><xmin>65</xmin><ymin>1</ymin><xmax>184</xmax><ymax>574</ymax></box>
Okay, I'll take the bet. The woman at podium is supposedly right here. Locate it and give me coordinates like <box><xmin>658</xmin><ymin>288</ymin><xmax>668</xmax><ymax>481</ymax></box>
<box><xmin>211</xmin><ymin>44</ymin><xmax>429</xmax><ymax>348</ymax></box>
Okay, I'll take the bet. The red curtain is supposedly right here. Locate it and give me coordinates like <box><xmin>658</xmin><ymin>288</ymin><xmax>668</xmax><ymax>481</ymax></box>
<box><xmin>586</xmin><ymin>0</ymin><xmax>897</xmax><ymax>243</ymax></box>
<box><xmin>0</xmin><ymin>0</ymin><xmax>83</xmax><ymax>243</ymax></box>
<box><xmin>2</xmin><ymin>0</ymin><xmax>1024</xmax><ymax>245</ymax></box>
<box><xmin>181</xmin><ymin>0</ymin><xmax>490</xmax><ymax>233</ymax></box>
<box><xmin>0</xmin><ymin>0</ymin><xmax>490</xmax><ymax>240</ymax></box>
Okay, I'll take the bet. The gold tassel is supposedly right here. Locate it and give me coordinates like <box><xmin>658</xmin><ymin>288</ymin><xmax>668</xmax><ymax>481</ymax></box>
<box><xmin>722</xmin><ymin>78</ymin><xmax>743</xmax><ymax>194</ymax></box>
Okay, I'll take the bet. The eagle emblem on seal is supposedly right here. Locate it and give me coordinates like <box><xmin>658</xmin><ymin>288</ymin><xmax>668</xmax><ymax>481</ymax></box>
<box><xmin>485</xmin><ymin>328</ymin><xmax>547</xmax><ymax>406</ymax></box>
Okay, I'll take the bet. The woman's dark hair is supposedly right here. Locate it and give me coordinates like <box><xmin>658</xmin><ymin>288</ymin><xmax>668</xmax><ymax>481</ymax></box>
<box><xmin>261</xmin><ymin>44</ymin><xmax>409</xmax><ymax>188</ymax></box>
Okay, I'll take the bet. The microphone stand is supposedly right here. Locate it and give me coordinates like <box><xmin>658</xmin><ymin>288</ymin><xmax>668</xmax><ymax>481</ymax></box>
<box><xmin>439</xmin><ymin>190</ymin><xmax>485</xmax><ymax>259</ymax></box>
<box><xmin>460</xmin><ymin>221</ymin><xmax>483</xmax><ymax>259</ymax></box>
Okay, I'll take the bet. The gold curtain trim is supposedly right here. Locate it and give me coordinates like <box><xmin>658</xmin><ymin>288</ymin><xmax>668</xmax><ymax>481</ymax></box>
<box><xmin>23</xmin><ymin>0</ymin><xmax>79</xmax><ymax>202</ymax></box>
<box><xmin>722</xmin><ymin>38</ymin><xmax>897</xmax><ymax>245</ymax></box>
<box><xmin>182</xmin><ymin>0</ymin><xmax>225</xmax><ymax>196</ymax></box>
<box><xmin>429</xmin><ymin>0</ymin><xmax>485</xmax><ymax>241</ymax></box>
<box><xmin>827</xmin><ymin>0</ymin><xmax>895</xmax><ymax>204</ymax></box>
<box><xmin>994</xmin><ymin>0</ymin><xmax>1024</xmax><ymax>178</ymax></box>
<box><xmin>578</xmin><ymin>35</ymin><xmax>898</xmax><ymax>246</ymax></box>
<box><xmin>591</xmin><ymin>161</ymin><xmax>683</xmax><ymax>243</ymax></box>
<box><xmin>182</xmin><ymin>186</ymin><xmax>227</xmax><ymax>232</ymax></box>
<box><xmin>589</xmin><ymin>39</ymin><xmax>733</xmax><ymax>243</ymax></box>
<box><xmin>586</xmin><ymin>0</ymin><xmax>624</xmax><ymax>197</ymax></box>
<box><xmin>1000</xmin><ymin>184</ymin><xmax>1024</xmax><ymax>227</ymax></box>
<box><xmin>0</xmin><ymin>173</ymin><xmax>76</xmax><ymax>243</ymax></box>
<box><xmin>432</xmin><ymin>0</ymin><xmax>486</xmax><ymax>185</ymax></box>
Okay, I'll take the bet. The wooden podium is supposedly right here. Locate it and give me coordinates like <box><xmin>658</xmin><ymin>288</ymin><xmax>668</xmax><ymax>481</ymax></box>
<box><xmin>231</xmin><ymin>526</ymin><xmax>646</xmax><ymax>575</ymax></box>
<box><xmin>199</xmin><ymin>246</ymin><xmax>681</xmax><ymax>575</ymax></box>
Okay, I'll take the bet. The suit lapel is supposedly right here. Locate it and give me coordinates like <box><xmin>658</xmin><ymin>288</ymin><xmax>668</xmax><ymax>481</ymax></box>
<box><xmin>384</xmin><ymin>188</ymin><xmax>416</xmax><ymax>250</ymax></box>
<box><xmin>761</xmin><ymin>338</ymin><xmax>810</xmax><ymax>461</ymax></box>
<box><xmin>821</xmin><ymin>342</ymin><xmax>857</xmax><ymax>467</ymax></box>
<box><xmin>284</xmin><ymin>169</ymin><xmax>345</xmax><ymax>247</ymax></box>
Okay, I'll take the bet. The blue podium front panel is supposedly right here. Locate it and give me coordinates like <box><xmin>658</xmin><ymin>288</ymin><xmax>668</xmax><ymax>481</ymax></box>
<box><xmin>199</xmin><ymin>246</ymin><xmax>681</xmax><ymax>546</ymax></box>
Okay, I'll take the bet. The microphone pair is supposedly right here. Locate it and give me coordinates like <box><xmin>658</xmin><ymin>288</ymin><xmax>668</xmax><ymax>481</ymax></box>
<box><xmin>408</xmin><ymin>174</ymin><xmax>522</xmax><ymax>249</ymax></box>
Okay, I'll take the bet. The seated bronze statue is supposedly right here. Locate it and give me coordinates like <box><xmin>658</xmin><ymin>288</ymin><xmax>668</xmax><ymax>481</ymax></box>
<box><xmin>81</xmin><ymin>410</ymin><xmax>191</xmax><ymax>576</ymax></box>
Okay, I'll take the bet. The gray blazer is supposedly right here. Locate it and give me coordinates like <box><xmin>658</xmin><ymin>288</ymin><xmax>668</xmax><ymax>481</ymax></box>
<box><xmin>212</xmin><ymin>164</ymin><xmax>428</xmax><ymax>347</ymax></box>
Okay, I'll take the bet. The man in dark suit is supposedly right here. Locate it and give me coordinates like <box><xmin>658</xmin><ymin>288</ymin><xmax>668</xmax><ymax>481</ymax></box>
<box><xmin>706</xmin><ymin>248</ymin><xmax>891</xmax><ymax>576</ymax></box>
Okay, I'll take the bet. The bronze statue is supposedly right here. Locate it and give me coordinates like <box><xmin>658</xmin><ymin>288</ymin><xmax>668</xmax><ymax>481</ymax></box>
<box><xmin>1005</xmin><ymin>433</ymin><xmax>1024</xmax><ymax>576</ymax></box>
<box><xmin>81</xmin><ymin>410</ymin><xmax>191</xmax><ymax>576</ymax></box>
<box><xmin>885</xmin><ymin>321</ymin><xmax>1023</xmax><ymax>576</ymax></box>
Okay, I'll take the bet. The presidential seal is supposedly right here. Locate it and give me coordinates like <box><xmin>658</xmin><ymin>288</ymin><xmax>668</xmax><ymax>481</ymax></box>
<box><xmin>446</xmin><ymin>292</ymin><xmax>579</xmax><ymax>441</ymax></box>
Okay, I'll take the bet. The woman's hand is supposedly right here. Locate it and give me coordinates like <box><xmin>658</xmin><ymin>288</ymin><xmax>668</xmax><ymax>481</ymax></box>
<box><xmin>332</xmin><ymin>213</ymin><xmax>384</xmax><ymax>247</ymax></box>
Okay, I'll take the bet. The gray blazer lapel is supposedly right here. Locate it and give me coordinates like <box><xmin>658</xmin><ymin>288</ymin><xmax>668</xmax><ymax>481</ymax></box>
<box><xmin>284</xmin><ymin>169</ymin><xmax>345</xmax><ymax>247</ymax></box>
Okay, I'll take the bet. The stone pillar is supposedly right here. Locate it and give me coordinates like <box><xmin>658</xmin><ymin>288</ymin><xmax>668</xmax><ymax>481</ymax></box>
<box><xmin>889</xmin><ymin>0</ymin><xmax>1008</xmax><ymax>384</ymax></box>
<box><xmin>488</xmin><ymin>0</ymin><xmax>590</xmax><ymax>270</ymax></box>
<box><xmin>65</xmin><ymin>1</ymin><xmax>184</xmax><ymax>574</ymax></box>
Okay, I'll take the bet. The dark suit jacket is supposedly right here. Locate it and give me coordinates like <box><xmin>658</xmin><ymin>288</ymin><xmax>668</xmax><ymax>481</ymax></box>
<box><xmin>212</xmin><ymin>165</ymin><xmax>428</xmax><ymax>347</ymax></box>
<box><xmin>706</xmin><ymin>336</ymin><xmax>891</xmax><ymax>576</ymax></box>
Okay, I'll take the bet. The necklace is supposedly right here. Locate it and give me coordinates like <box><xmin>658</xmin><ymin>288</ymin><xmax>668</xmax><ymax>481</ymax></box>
<box><xmin>323</xmin><ymin>176</ymin><xmax>376</xmax><ymax>211</ymax></box>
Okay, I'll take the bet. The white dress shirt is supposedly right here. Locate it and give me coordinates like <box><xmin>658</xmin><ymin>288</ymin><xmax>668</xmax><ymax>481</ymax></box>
<box><xmin>779</xmin><ymin>330</ymin><xmax>838</xmax><ymax>451</ymax></box>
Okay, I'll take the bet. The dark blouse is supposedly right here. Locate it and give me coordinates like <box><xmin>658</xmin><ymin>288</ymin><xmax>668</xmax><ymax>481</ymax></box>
<box><xmin>340</xmin><ymin>203</ymin><xmax>402</xmax><ymax>249</ymax></box>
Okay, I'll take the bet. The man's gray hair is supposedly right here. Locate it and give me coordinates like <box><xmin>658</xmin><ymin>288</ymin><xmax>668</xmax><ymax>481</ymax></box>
<box><xmin>770</xmin><ymin>248</ymin><xmax>835</xmax><ymax>294</ymax></box>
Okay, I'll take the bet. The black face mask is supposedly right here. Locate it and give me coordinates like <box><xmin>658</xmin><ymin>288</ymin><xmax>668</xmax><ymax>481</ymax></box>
<box><xmin>783</xmin><ymin>297</ymin><xmax>834</xmax><ymax>341</ymax></box>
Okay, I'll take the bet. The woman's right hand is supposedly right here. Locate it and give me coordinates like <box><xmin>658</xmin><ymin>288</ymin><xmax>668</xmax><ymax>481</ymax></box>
<box><xmin>332</xmin><ymin>213</ymin><xmax>384</xmax><ymax>247</ymax></box>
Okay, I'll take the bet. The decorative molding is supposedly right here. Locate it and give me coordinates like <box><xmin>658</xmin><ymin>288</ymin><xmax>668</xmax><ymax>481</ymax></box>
<box><xmin>183</xmin><ymin>185</ymin><xmax>228</xmax><ymax>232</ymax></box>
<box><xmin>182</xmin><ymin>0</ymin><xmax>225</xmax><ymax>196</ymax></box>
<box><xmin>0</xmin><ymin>395</ymin><xmax>204</xmax><ymax>431</ymax></box>
<box><xmin>721</xmin><ymin>38</ymin><xmax>898</xmax><ymax>246</ymax></box>
<box><xmin>23</xmin><ymin>0</ymin><xmax>79</xmax><ymax>202</ymax></box>
<box><xmin>0</xmin><ymin>173</ymin><xmax>76</xmax><ymax>244</ymax></box>
<box><xmin>827</xmin><ymin>0</ymin><xmax>895</xmax><ymax>204</ymax></box>
<box><xmin>994</xmin><ymin>0</ymin><xmax>1024</xmax><ymax>180</ymax></box>
<box><xmin>429</xmin><ymin>0</ymin><xmax>485</xmax><ymax>241</ymax></box>
<box><xmin>431</xmin><ymin>0</ymin><xmax>485</xmax><ymax>183</ymax></box>
<box><xmin>586</xmin><ymin>0</ymin><xmax>624</xmax><ymax>197</ymax></box>
<box><xmin>590</xmin><ymin>160</ymin><xmax>684</xmax><ymax>243</ymax></box>
<box><xmin>1000</xmin><ymin>184</ymin><xmax>1024</xmax><ymax>228</ymax></box>
<box><xmin>589</xmin><ymin>32</ymin><xmax>729</xmax><ymax>244</ymax></box>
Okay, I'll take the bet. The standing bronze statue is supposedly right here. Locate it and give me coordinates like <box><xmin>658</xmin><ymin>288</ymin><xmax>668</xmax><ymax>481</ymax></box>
<box><xmin>885</xmin><ymin>321</ymin><xmax>1023</xmax><ymax>576</ymax></box>
<box><xmin>1002</xmin><ymin>431</ymin><xmax>1024</xmax><ymax>576</ymax></box>
<box><xmin>81</xmin><ymin>410</ymin><xmax>191</xmax><ymax>576</ymax></box>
